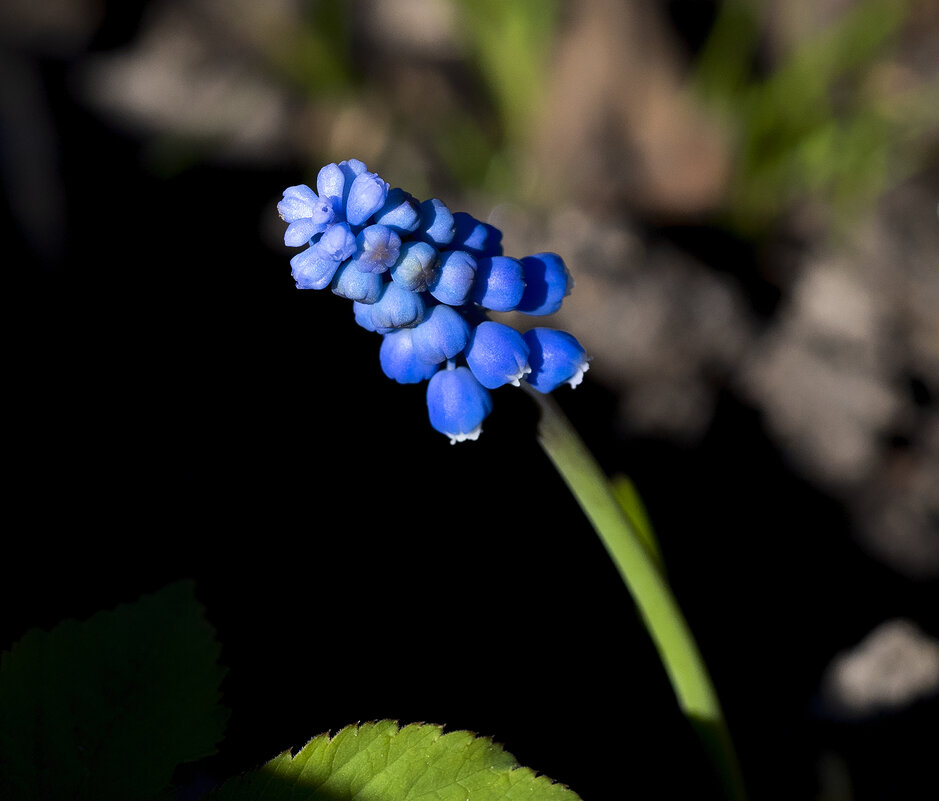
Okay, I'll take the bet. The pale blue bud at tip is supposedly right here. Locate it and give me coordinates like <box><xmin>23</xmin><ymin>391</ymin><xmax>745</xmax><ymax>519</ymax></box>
<box><xmin>284</xmin><ymin>218</ymin><xmax>320</xmax><ymax>247</ymax></box>
<box><xmin>452</xmin><ymin>211</ymin><xmax>502</xmax><ymax>257</ymax></box>
<box><xmin>369</xmin><ymin>280</ymin><xmax>426</xmax><ymax>330</ymax></box>
<box><xmin>348</xmin><ymin>224</ymin><xmax>401</xmax><ymax>274</ymax></box>
<box><xmin>340</xmin><ymin>158</ymin><xmax>368</xmax><ymax>176</ymax></box>
<box><xmin>277</xmin><ymin>184</ymin><xmax>318</xmax><ymax>222</ymax></box>
<box><xmin>427</xmin><ymin>365</ymin><xmax>493</xmax><ymax>444</ymax></box>
<box><xmin>379</xmin><ymin>328</ymin><xmax>441</xmax><ymax>384</ymax></box>
<box><xmin>318</xmin><ymin>222</ymin><xmax>357</xmax><ymax>262</ymax></box>
<box><xmin>346</xmin><ymin>171</ymin><xmax>389</xmax><ymax>227</ymax></box>
<box><xmin>290</xmin><ymin>243</ymin><xmax>342</xmax><ymax>290</ymax></box>
<box><xmin>280</xmin><ymin>185</ymin><xmax>336</xmax><ymax>245</ymax></box>
<box><xmin>331</xmin><ymin>261</ymin><xmax>384</xmax><ymax>303</ymax></box>
<box><xmin>522</xmin><ymin>327</ymin><xmax>590</xmax><ymax>393</ymax></box>
<box><xmin>428</xmin><ymin>249</ymin><xmax>476</xmax><ymax>306</ymax></box>
<box><xmin>517</xmin><ymin>252</ymin><xmax>573</xmax><ymax>315</ymax></box>
<box><xmin>469</xmin><ymin>256</ymin><xmax>526</xmax><ymax>311</ymax></box>
<box><xmin>411</xmin><ymin>303</ymin><xmax>471</xmax><ymax>365</ymax></box>
<box><xmin>316</xmin><ymin>164</ymin><xmax>345</xmax><ymax>205</ymax></box>
<box><xmin>465</xmin><ymin>320</ymin><xmax>531</xmax><ymax>389</ymax></box>
<box><xmin>390</xmin><ymin>240</ymin><xmax>440</xmax><ymax>293</ymax></box>
<box><xmin>416</xmin><ymin>198</ymin><xmax>455</xmax><ymax>248</ymax></box>
<box><xmin>374</xmin><ymin>187</ymin><xmax>421</xmax><ymax>233</ymax></box>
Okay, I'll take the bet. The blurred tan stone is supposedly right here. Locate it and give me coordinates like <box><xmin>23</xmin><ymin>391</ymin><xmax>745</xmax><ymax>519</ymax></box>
<box><xmin>531</xmin><ymin>0</ymin><xmax>731</xmax><ymax>219</ymax></box>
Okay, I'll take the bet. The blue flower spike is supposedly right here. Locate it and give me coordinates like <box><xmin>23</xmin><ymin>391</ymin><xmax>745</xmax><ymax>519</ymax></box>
<box><xmin>277</xmin><ymin>158</ymin><xmax>589</xmax><ymax>442</ymax></box>
<box><xmin>427</xmin><ymin>364</ymin><xmax>494</xmax><ymax>444</ymax></box>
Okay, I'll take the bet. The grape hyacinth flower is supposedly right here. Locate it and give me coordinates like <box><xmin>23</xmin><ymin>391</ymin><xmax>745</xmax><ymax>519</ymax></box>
<box><xmin>275</xmin><ymin>165</ymin><xmax>750</xmax><ymax>801</ymax></box>
<box><xmin>277</xmin><ymin>158</ymin><xmax>590</xmax><ymax>443</ymax></box>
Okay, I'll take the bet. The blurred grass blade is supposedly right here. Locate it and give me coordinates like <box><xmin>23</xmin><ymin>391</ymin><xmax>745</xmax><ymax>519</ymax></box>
<box><xmin>610</xmin><ymin>473</ymin><xmax>663</xmax><ymax>572</ymax></box>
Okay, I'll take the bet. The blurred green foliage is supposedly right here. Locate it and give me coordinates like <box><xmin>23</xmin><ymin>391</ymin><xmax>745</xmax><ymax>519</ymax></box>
<box><xmin>692</xmin><ymin>0</ymin><xmax>939</xmax><ymax>237</ymax></box>
<box><xmin>267</xmin><ymin>0</ymin><xmax>935</xmax><ymax>236</ymax></box>
<box><xmin>450</xmin><ymin>0</ymin><xmax>560</xmax><ymax>192</ymax></box>
<box><xmin>271</xmin><ymin>1</ymin><xmax>357</xmax><ymax>94</ymax></box>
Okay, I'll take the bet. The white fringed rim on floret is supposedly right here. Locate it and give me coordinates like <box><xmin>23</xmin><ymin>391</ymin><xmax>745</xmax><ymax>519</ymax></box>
<box><xmin>567</xmin><ymin>360</ymin><xmax>590</xmax><ymax>389</ymax></box>
<box><xmin>448</xmin><ymin>425</ymin><xmax>483</xmax><ymax>445</ymax></box>
<box><xmin>508</xmin><ymin>364</ymin><xmax>533</xmax><ymax>387</ymax></box>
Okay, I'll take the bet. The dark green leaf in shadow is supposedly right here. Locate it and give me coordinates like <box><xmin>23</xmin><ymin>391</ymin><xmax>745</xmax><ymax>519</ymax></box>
<box><xmin>0</xmin><ymin>580</ymin><xmax>228</xmax><ymax>801</ymax></box>
<box><xmin>209</xmin><ymin>720</ymin><xmax>580</xmax><ymax>801</ymax></box>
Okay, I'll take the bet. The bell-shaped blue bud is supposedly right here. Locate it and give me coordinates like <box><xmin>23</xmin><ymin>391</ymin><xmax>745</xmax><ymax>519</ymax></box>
<box><xmin>369</xmin><ymin>280</ymin><xmax>426</xmax><ymax>330</ymax></box>
<box><xmin>284</xmin><ymin>218</ymin><xmax>319</xmax><ymax>247</ymax></box>
<box><xmin>427</xmin><ymin>249</ymin><xmax>476</xmax><ymax>306</ymax></box>
<box><xmin>390</xmin><ymin>240</ymin><xmax>440</xmax><ymax>292</ymax></box>
<box><xmin>465</xmin><ymin>320</ymin><xmax>532</xmax><ymax>389</ymax></box>
<box><xmin>289</xmin><ymin>223</ymin><xmax>356</xmax><ymax>289</ymax></box>
<box><xmin>353</xmin><ymin>300</ymin><xmax>379</xmax><ymax>331</ymax></box>
<box><xmin>469</xmin><ymin>256</ymin><xmax>526</xmax><ymax>311</ymax></box>
<box><xmin>278</xmin><ymin>185</ymin><xmax>328</xmax><ymax>224</ymax></box>
<box><xmin>416</xmin><ymin>198</ymin><xmax>455</xmax><ymax>248</ymax></box>
<box><xmin>316</xmin><ymin>159</ymin><xmax>370</xmax><ymax>219</ymax></box>
<box><xmin>353</xmin><ymin>300</ymin><xmax>397</xmax><ymax>333</ymax></box>
<box><xmin>331</xmin><ymin>261</ymin><xmax>384</xmax><ymax>303</ymax></box>
<box><xmin>337</xmin><ymin>158</ymin><xmax>367</xmax><ymax>179</ymax></box>
<box><xmin>427</xmin><ymin>365</ymin><xmax>493</xmax><ymax>444</ymax></box>
<box><xmin>522</xmin><ymin>327</ymin><xmax>590</xmax><ymax>393</ymax></box>
<box><xmin>348</xmin><ymin>224</ymin><xmax>401</xmax><ymax>274</ymax></box>
<box><xmin>410</xmin><ymin>304</ymin><xmax>471</xmax><ymax>365</ymax></box>
<box><xmin>315</xmin><ymin>163</ymin><xmax>346</xmax><ymax>212</ymax></box>
<box><xmin>346</xmin><ymin>171</ymin><xmax>390</xmax><ymax>227</ymax></box>
<box><xmin>517</xmin><ymin>252</ymin><xmax>573</xmax><ymax>315</ymax></box>
<box><xmin>373</xmin><ymin>187</ymin><xmax>421</xmax><ymax>234</ymax></box>
<box><xmin>318</xmin><ymin>222</ymin><xmax>357</xmax><ymax>262</ymax></box>
<box><xmin>280</xmin><ymin>185</ymin><xmax>336</xmax><ymax>245</ymax></box>
<box><xmin>290</xmin><ymin>242</ymin><xmax>341</xmax><ymax>290</ymax></box>
<box><xmin>451</xmin><ymin>211</ymin><xmax>503</xmax><ymax>257</ymax></box>
<box><xmin>379</xmin><ymin>328</ymin><xmax>441</xmax><ymax>384</ymax></box>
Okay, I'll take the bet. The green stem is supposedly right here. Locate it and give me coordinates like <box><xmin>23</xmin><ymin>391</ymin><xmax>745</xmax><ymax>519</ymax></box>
<box><xmin>526</xmin><ymin>386</ymin><xmax>748</xmax><ymax>801</ymax></box>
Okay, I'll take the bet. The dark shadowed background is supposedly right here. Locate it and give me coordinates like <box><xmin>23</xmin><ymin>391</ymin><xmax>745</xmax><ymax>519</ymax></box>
<box><xmin>4</xmin><ymin>1</ymin><xmax>938</xmax><ymax>800</ymax></box>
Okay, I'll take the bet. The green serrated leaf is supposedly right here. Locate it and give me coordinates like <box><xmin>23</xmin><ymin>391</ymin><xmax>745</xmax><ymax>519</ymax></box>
<box><xmin>209</xmin><ymin>720</ymin><xmax>580</xmax><ymax>801</ymax></box>
<box><xmin>0</xmin><ymin>580</ymin><xmax>228</xmax><ymax>801</ymax></box>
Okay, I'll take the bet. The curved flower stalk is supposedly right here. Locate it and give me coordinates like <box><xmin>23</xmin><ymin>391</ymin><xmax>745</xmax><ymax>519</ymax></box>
<box><xmin>277</xmin><ymin>159</ymin><xmax>746</xmax><ymax>801</ymax></box>
<box><xmin>277</xmin><ymin>158</ymin><xmax>588</xmax><ymax>443</ymax></box>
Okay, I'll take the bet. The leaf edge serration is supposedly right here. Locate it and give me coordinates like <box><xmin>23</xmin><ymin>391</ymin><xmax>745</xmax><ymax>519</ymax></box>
<box><xmin>208</xmin><ymin>719</ymin><xmax>580</xmax><ymax>801</ymax></box>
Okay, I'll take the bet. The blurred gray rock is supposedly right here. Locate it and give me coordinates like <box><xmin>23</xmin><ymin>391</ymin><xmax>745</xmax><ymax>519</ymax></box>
<box><xmin>74</xmin><ymin>0</ymin><xmax>298</xmax><ymax>164</ymax></box>
<box><xmin>820</xmin><ymin>618</ymin><xmax>939</xmax><ymax>719</ymax></box>
<box><xmin>495</xmin><ymin>203</ymin><xmax>757</xmax><ymax>441</ymax></box>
